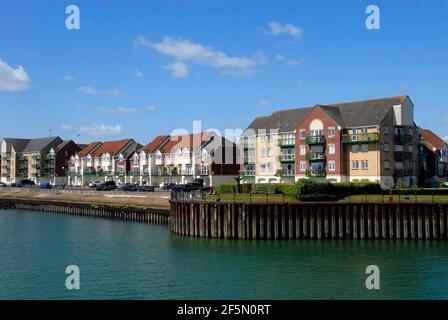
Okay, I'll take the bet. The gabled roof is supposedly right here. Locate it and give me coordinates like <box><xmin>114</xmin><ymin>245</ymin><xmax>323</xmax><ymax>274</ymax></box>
<box><xmin>160</xmin><ymin>132</ymin><xmax>214</xmax><ymax>153</ymax></box>
<box><xmin>3</xmin><ymin>138</ymin><xmax>30</xmax><ymax>152</ymax></box>
<box><xmin>243</xmin><ymin>96</ymin><xmax>409</xmax><ymax>134</ymax></box>
<box><xmin>142</xmin><ymin>135</ymin><xmax>170</xmax><ymax>154</ymax></box>
<box><xmin>78</xmin><ymin>142</ymin><xmax>102</xmax><ymax>157</ymax></box>
<box><xmin>419</xmin><ymin>128</ymin><xmax>447</xmax><ymax>151</ymax></box>
<box><xmin>119</xmin><ymin>142</ymin><xmax>143</xmax><ymax>159</ymax></box>
<box><xmin>91</xmin><ymin>139</ymin><xmax>134</xmax><ymax>157</ymax></box>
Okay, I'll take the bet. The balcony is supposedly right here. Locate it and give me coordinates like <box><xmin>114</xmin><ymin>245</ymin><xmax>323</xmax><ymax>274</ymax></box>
<box><xmin>239</xmin><ymin>170</ymin><xmax>256</xmax><ymax>177</ymax></box>
<box><xmin>305</xmin><ymin>136</ymin><xmax>325</xmax><ymax>145</ymax></box>
<box><xmin>67</xmin><ymin>172</ymin><xmax>78</xmax><ymax>177</ymax></box>
<box><xmin>278</xmin><ymin>154</ymin><xmax>295</xmax><ymax>163</ymax></box>
<box><xmin>395</xmin><ymin>151</ymin><xmax>413</xmax><ymax>162</ymax></box>
<box><xmin>114</xmin><ymin>171</ymin><xmax>125</xmax><ymax>176</ymax></box>
<box><xmin>306</xmin><ymin>169</ymin><xmax>326</xmax><ymax>178</ymax></box>
<box><xmin>180</xmin><ymin>170</ymin><xmax>194</xmax><ymax>176</ymax></box>
<box><xmin>84</xmin><ymin>171</ymin><xmax>97</xmax><ymax>176</ymax></box>
<box><xmin>243</xmin><ymin>158</ymin><xmax>256</xmax><ymax>165</ymax></box>
<box><xmin>395</xmin><ymin>168</ymin><xmax>413</xmax><ymax>177</ymax></box>
<box><xmin>276</xmin><ymin>169</ymin><xmax>295</xmax><ymax>177</ymax></box>
<box><xmin>198</xmin><ymin>170</ymin><xmax>209</xmax><ymax>176</ymax></box>
<box><xmin>277</xmin><ymin>139</ymin><xmax>295</xmax><ymax>148</ymax></box>
<box><xmin>342</xmin><ymin>133</ymin><xmax>379</xmax><ymax>144</ymax></box>
<box><xmin>127</xmin><ymin>170</ymin><xmax>140</xmax><ymax>176</ymax></box>
<box><xmin>306</xmin><ymin>152</ymin><xmax>326</xmax><ymax>161</ymax></box>
<box><xmin>395</xmin><ymin>134</ymin><xmax>413</xmax><ymax>144</ymax></box>
<box><xmin>242</xmin><ymin>142</ymin><xmax>256</xmax><ymax>150</ymax></box>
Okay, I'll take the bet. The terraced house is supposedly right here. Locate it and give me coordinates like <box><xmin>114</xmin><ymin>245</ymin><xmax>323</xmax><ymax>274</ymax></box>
<box><xmin>1</xmin><ymin>136</ymin><xmax>80</xmax><ymax>184</ymax></box>
<box><xmin>67</xmin><ymin>139</ymin><xmax>141</xmax><ymax>186</ymax></box>
<box><xmin>240</xmin><ymin>96</ymin><xmax>420</xmax><ymax>188</ymax></box>
<box><xmin>418</xmin><ymin>128</ymin><xmax>448</xmax><ymax>186</ymax></box>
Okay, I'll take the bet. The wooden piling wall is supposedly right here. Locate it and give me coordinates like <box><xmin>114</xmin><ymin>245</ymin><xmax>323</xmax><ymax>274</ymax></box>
<box><xmin>169</xmin><ymin>200</ymin><xmax>448</xmax><ymax>240</ymax></box>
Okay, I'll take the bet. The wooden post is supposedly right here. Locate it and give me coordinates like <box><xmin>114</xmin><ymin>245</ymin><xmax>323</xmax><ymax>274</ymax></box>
<box><xmin>267</xmin><ymin>205</ymin><xmax>272</xmax><ymax>240</ymax></box>
<box><xmin>432</xmin><ymin>205</ymin><xmax>438</xmax><ymax>240</ymax></box>
<box><xmin>331</xmin><ymin>206</ymin><xmax>336</xmax><ymax>239</ymax></box>
<box><xmin>353</xmin><ymin>205</ymin><xmax>358</xmax><ymax>240</ymax></box>
<box><xmin>417</xmin><ymin>206</ymin><xmax>423</xmax><ymax>240</ymax></box>
<box><xmin>274</xmin><ymin>205</ymin><xmax>279</xmax><ymax>240</ymax></box>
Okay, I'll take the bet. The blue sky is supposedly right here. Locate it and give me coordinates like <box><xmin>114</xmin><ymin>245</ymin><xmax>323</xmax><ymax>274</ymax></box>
<box><xmin>0</xmin><ymin>0</ymin><xmax>447</xmax><ymax>144</ymax></box>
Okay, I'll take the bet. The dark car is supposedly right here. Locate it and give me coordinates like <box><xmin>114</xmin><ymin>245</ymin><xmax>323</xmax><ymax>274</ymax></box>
<box><xmin>120</xmin><ymin>183</ymin><xmax>138</xmax><ymax>192</ymax></box>
<box><xmin>96</xmin><ymin>181</ymin><xmax>117</xmax><ymax>191</ymax></box>
<box><xmin>173</xmin><ymin>184</ymin><xmax>194</xmax><ymax>192</ymax></box>
<box><xmin>17</xmin><ymin>179</ymin><xmax>36</xmax><ymax>187</ymax></box>
<box><xmin>40</xmin><ymin>182</ymin><xmax>52</xmax><ymax>189</ymax></box>
<box><xmin>137</xmin><ymin>185</ymin><xmax>155</xmax><ymax>192</ymax></box>
<box><xmin>162</xmin><ymin>183</ymin><xmax>176</xmax><ymax>191</ymax></box>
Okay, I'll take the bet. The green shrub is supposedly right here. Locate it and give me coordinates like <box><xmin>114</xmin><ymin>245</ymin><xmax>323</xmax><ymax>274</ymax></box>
<box><xmin>215</xmin><ymin>183</ymin><xmax>236</xmax><ymax>194</ymax></box>
<box><xmin>251</xmin><ymin>183</ymin><xmax>279</xmax><ymax>194</ymax></box>
<box><xmin>241</xmin><ymin>183</ymin><xmax>252</xmax><ymax>194</ymax></box>
<box><xmin>277</xmin><ymin>184</ymin><xmax>298</xmax><ymax>197</ymax></box>
<box><xmin>298</xmin><ymin>194</ymin><xmax>338</xmax><ymax>202</ymax></box>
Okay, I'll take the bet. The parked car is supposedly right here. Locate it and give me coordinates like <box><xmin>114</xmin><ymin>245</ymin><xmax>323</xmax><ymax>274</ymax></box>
<box><xmin>137</xmin><ymin>185</ymin><xmax>155</xmax><ymax>192</ymax></box>
<box><xmin>161</xmin><ymin>183</ymin><xmax>176</xmax><ymax>191</ymax></box>
<box><xmin>444</xmin><ymin>181</ymin><xmax>448</xmax><ymax>188</ymax></box>
<box><xmin>120</xmin><ymin>183</ymin><xmax>138</xmax><ymax>192</ymax></box>
<box><xmin>96</xmin><ymin>181</ymin><xmax>117</xmax><ymax>191</ymax></box>
<box><xmin>88</xmin><ymin>181</ymin><xmax>101</xmax><ymax>188</ymax></box>
<box><xmin>0</xmin><ymin>182</ymin><xmax>6</xmax><ymax>187</ymax></box>
<box><xmin>40</xmin><ymin>182</ymin><xmax>52</xmax><ymax>189</ymax></box>
<box><xmin>16</xmin><ymin>179</ymin><xmax>36</xmax><ymax>187</ymax></box>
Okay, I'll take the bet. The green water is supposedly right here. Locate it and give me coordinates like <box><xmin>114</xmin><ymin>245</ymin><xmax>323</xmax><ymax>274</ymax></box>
<box><xmin>0</xmin><ymin>209</ymin><xmax>447</xmax><ymax>300</ymax></box>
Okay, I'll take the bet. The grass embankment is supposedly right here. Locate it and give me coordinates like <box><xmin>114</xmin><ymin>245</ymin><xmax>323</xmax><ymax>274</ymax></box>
<box><xmin>0</xmin><ymin>189</ymin><xmax>171</xmax><ymax>209</ymax></box>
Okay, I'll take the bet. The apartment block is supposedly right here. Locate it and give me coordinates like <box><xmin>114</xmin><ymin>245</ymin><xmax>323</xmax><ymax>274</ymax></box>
<box><xmin>1</xmin><ymin>137</ymin><xmax>81</xmax><ymax>184</ymax></box>
<box><xmin>240</xmin><ymin>96</ymin><xmax>420</xmax><ymax>188</ymax></box>
<box><xmin>418</xmin><ymin>128</ymin><xmax>448</xmax><ymax>185</ymax></box>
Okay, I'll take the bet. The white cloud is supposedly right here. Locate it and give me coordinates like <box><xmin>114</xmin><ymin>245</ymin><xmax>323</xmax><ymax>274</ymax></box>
<box><xmin>60</xmin><ymin>124</ymin><xmax>72</xmax><ymax>130</ymax></box>
<box><xmin>164</xmin><ymin>62</ymin><xmax>189</xmax><ymax>78</ymax></box>
<box><xmin>116</xmin><ymin>106</ymin><xmax>136</xmax><ymax>114</ymax></box>
<box><xmin>266</xmin><ymin>21</ymin><xmax>303</xmax><ymax>38</ymax></box>
<box><xmin>145</xmin><ymin>105</ymin><xmax>156</xmax><ymax>111</ymax></box>
<box><xmin>64</xmin><ymin>74</ymin><xmax>75</xmax><ymax>81</ymax></box>
<box><xmin>106</xmin><ymin>88</ymin><xmax>123</xmax><ymax>96</ymax></box>
<box><xmin>135</xmin><ymin>36</ymin><xmax>262</xmax><ymax>77</ymax></box>
<box><xmin>80</xmin><ymin>124</ymin><xmax>123</xmax><ymax>136</ymax></box>
<box><xmin>441</xmin><ymin>116</ymin><xmax>448</xmax><ymax>124</ymax></box>
<box><xmin>134</xmin><ymin>69</ymin><xmax>143</xmax><ymax>79</ymax></box>
<box><xmin>0</xmin><ymin>58</ymin><xmax>30</xmax><ymax>91</ymax></box>
<box><xmin>259</xmin><ymin>99</ymin><xmax>269</xmax><ymax>107</ymax></box>
<box><xmin>78</xmin><ymin>86</ymin><xmax>98</xmax><ymax>95</ymax></box>
<box><xmin>275</xmin><ymin>54</ymin><xmax>303</xmax><ymax>66</ymax></box>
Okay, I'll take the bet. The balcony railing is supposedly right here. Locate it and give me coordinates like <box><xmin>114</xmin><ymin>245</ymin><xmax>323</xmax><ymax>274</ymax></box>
<box><xmin>277</xmin><ymin>140</ymin><xmax>295</xmax><ymax>148</ymax></box>
<box><xmin>395</xmin><ymin>151</ymin><xmax>413</xmax><ymax>162</ymax></box>
<box><xmin>278</xmin><ymin>154</ymin><xmax>295</xmax><ymax>163</ymax></box>
<box><xmin>84</xmin><ymin>171</ymin><xmax>97</xmax><ymax>176</ymax></box>
<box><xmin>276</xmin><ymin>169</ymin><xmax>295</xmax><ymax>177</ymax></box>
<box><xmin>243</xmin><ymin>159</ymin><xmax>256</xmax><ymax>165</ymax></box>
<box><xmin>342</xmin><ymin>133</ymin><xmax>379</xmax><ymax>144</ymax></box>
<box><xmin>127</xmin><ymin>170</ymin><xmax>140</xmax><ymax>176</ymax></box>
<box><xmin>67</xmin><ymin>172</ymin><xmax>78</xmax><ymax>177</ymax></box>
<box><xmin>180</xmin><ymin>170</ymin><xmax>194</xmax><ymax>176</ymax></box>
<box><xmin>395</xmin><ymin>134</ymin><xmax>413</xmax><ymax>144</ymax></box>
<box><xmin>306</xmin><ymin>169</ymin><xmax>326</xmax><ymax>178</ymax></box>
<box><xmin>114</xmin><ymin>171</ymin><xmax>125</xmax><ymax>176</ymax></box>
<box><xmin>306</xmin><ymin>153</ymin><xmax>326</xmax><ymax>161</ymax></box>
<box><xmin>198</xmin><ymin>170</ymin><xmax>209</xmax><ymax>176</ymax></box>
<box><xmin>395</xmin><ymin>168</ymin><xmax>413</xmax><ymax>177</ymax></box>
<box><xmin>305</xmin><ymin>136</ymin><xmax>325</xmax><ymax>145</ymax></box>
<box><xmin>239</xmin><ymin>170</ymin><xmax>256</xmax><ymax>177</ymax></box>
<box><xmin>242</xmin><ymin>142</ymin><xmax>256</xmax><ymax>150</ymax></box>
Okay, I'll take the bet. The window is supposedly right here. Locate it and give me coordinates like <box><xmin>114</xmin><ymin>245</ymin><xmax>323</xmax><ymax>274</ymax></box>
<box><xmin>260</xmin><ymin>164</ymin><xmax>266</xmax><ymax>172</ymax></box>
<box><xmin>300</xmin><ymin>145</ymin><xmax>306</xmax><ymax>155</ymax></box>
<box><xmin>267</xmin><ymin>148</ymin><xmax>273</xmax><ymax>157</ymax></box>
<box><xmin>384</xmin><ymin>143</ymin><xmax>390</xmax><ymax>152</ymax></box>
<box><xmin>328</xmin><ymin>144</ymin><xmax>336</xmax><ymax>154</ymax></box>
<box><xmin>267</xmin><ymin>162</ymin><xmax>274</xmax><ymax>172</ymax></box>
<box><xmin>260</xmin><ymin>135</ymin><xmax>266</xmax><ymax>143</ymax></box>
<box><xmin>260</xmin><ymin>148</ymin><xmax>266</xmax><ymax>157</ymax></box>
<box><xmin>352</xmin><ymin>145</ymin><xmax>360</xmax><ymax>152</ymax></box>
<box><xmin>300</xmin><ymin>161</ymin><xmax>306</xmax><ymax>172</ymax></box>
<box><xmin>352</xmin><ymin>160</ymin><xmax>359</xmax><ymax>169</ymax></box>
<box><xmin>408</xmin><ymin>128</ymin><xmax>413</xmax><ymax>136</ymax></box>
<box><xmin>299</xmin><ymin>129</ymin><xmax>306</xmax><ymax>139</ymax></box>
<box><xmin>328</xmin><ymin>161</ymin><xmax>336</xmax><ymax>171</ymax></box>
<box><xmin>267</xmin><ymin>135</ymin><xmax>273</xmax><ymax>142</ymax></box>
<box><xmin>361</xmin><ymin>144</ymin><xmax>369</xmax><ymax>152</ymax></box>
<box><xmin>361</xmin><ymin>160</ymin><xmax>369</xmax><ymax>169</ymax></box>
<box><xmin>384</xmin><ymin>160</ymin><xmax>390</xmax><ymax>170</ymax></box>
<box><xmin>328</xmin><ymin>127</ymin><xmax>336</xmax><ymax>137</ymax></box>
<box><xmin>408</xmin><ymin>145</ymin><xmax>413</xmax><ymax>152</ymax></box>
<box><xmin>384</xmin><ymin>126</ymin><xmax>390</xmax><ymax>135</ymax></box>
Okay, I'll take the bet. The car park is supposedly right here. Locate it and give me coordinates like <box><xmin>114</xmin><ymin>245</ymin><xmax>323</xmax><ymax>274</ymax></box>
<box><xmin>96</xmin><ymin>181</ymin><xmax>117</xmax><ymax>191</ymax></box>
<box><xmin>137</xmin><ymin>185</ymin><xmax>155</xmax><ymax>192</ymax></box>
<box><xmin>120</xmin><ymin>183</ymin><xmax>138</xmax><ymax>192</ymax></box>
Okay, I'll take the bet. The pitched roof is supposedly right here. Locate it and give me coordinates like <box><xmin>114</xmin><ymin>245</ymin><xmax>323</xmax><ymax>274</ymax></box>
<box><xmin>78</xmin><ymin>142</ymin><xmax>102</xmax><ymax>157</ymax></box>
<box><xmin>52</xmin><ymin>140</ymin><xmax>74</xmax><ymax>152</ymax></box>
<box><xmin>22</xmin><ymin>136</ymin><xmax>62</xmax><ymax>153</ymax></box>
<box><xmin>91</xmin><ymin>139</ymin><xmax>133</xmax><ymax>157</ymax></box>
<box><xmin>419</xmin><ymin>128</ymin><xmax>447</xmax><ymax>151</ymax></box>
<box><xmin>243</xmin><ymin>96</ymin><xmax>408</xmax><ymax>134</ymax></box>
<box><xmin>160</xmin><ymin>132</ymin><xmax>214</xmax><ymax>153</ymax></box>
<box><xmin>119</xmin><ymin>142</ymin><xmax>143</xmax><ymax>159</ymax></box>
<box><xmin>3</xmin><ymin>138</ymin><xmax>30</xmax><ymax>152</ymax></box>
<box><xmin>142</xmin><ymin>135</ymin><xmax>170</xmax><ymax>154</ymax></box>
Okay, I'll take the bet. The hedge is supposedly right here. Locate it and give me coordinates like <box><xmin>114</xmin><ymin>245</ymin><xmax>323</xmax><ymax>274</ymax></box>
<box><xmin>277</xmin><ymin>184</ymin><xmax>299</xmax><ymax>197</ymax></box>
<box><xmin>251</xmin><ymin>183</ymin><xmax>279</xmax><ymax>194</ymax></box>
<box><xmin>215</xmin><ymin>183</ymin><xmax>237</xmax><ymax>194</ymax></box>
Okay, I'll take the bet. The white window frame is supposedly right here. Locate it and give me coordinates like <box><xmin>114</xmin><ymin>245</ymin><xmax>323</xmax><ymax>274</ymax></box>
<box><xmin>328</xmin><ymin>160</ymin><xmax>336</xmax><ymax>171</ymax></box>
